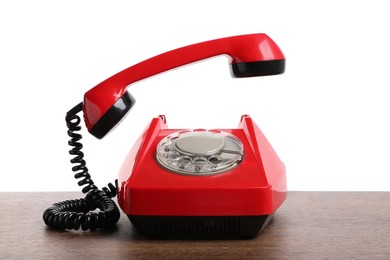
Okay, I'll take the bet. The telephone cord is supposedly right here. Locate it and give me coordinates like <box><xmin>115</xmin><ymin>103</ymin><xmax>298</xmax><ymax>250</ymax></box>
<box><xmin>42</xmin><ymin>103</ymin><xmax>120</xmax><ymax>231</ymax></box>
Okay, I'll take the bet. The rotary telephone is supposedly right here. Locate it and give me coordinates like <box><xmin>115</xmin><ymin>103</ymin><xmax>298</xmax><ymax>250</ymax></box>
<box><xmin>43</xmin><ymin>33</ymin><xmax>287</xmax><ymax>238</ymax></box>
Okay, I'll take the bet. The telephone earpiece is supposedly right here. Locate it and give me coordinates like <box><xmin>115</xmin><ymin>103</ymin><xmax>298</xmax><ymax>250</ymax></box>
<box><xmin>84</xmin><ymin>33</ymin><xmax>285</xmax><ymax>139</ymax></box>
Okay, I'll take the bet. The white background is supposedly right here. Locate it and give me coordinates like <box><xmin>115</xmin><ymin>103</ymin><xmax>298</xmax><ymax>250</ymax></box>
<box><xmin>1</xmin><ymin>1</ymin><xmax>389</xmax><ymax>191</ymax></box>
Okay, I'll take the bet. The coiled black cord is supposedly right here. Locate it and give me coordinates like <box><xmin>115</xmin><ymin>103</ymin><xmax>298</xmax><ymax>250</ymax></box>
<box><xmin>43</xmin><ymin>103</ymin><xmax>120</xmax><ymax>231</ymax></box>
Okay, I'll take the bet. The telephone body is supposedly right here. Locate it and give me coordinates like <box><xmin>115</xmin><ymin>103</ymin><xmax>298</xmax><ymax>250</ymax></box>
<box><xmin>44</xmin><ymin>33</ymin><xmax>287</xmax><ymax>238</ymax></box>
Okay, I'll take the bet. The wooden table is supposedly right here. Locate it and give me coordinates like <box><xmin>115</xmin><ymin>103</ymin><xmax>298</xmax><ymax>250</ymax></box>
<box><xmin>1</xmin><ymin>192</ymin><xmax>389</xmax><ymax>259</ymax></box>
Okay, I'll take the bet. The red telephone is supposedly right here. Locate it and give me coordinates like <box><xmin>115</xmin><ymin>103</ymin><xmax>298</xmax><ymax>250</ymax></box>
<box><xmin>44</xmin><ymin>33</ymin><xmax>287</xmax><ymax>238</ymax></box>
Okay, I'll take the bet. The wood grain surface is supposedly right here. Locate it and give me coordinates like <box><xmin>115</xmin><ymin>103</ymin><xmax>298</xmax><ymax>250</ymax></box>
<box><xmin>1</xmin><ymin>192</ymin><xmax>389</xmax><ymax>259</ymax></box>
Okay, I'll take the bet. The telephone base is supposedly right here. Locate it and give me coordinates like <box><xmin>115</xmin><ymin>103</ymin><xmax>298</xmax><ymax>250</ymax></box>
<box><xmin>119</xmin><ymin>115</ymin><xmax>286</xmax><ymax>239</ymax></box>
<box><xmin>128</xmin><ymin>215</ymin><xmax>273</xmax><ymax>239</ymax></box>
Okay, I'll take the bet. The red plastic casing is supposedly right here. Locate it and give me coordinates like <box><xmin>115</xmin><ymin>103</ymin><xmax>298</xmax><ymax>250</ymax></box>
<box><xmin>83</xmin><ymin>33</ymin><xmax>285</xmax><ymax>131</ymax></box>
<box><xmin>118</xmin><ymin>115</ymin><xmax>286</xmax><ymax>217</ymax></box>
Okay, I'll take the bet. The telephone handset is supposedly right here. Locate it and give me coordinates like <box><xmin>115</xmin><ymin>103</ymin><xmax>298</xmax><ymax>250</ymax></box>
<box><xmin>44</xmin><ymin>33</ymin><xmax>287</xmax><ymax>238</ymax></box>
<box><xmin>84</xmin><ymin>33</ymin><xmax>285</xmax><ymax>138</ymax></box>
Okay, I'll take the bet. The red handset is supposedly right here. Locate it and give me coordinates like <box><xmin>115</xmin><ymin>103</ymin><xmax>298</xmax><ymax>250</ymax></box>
<box><xmin>83</xmin><ymin>33</ymin><xmax>285</xmax><ymax>138</ymax></box>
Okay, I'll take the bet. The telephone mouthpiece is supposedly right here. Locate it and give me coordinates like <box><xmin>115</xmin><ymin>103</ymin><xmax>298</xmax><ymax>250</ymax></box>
<box><xmin>87</xmin><ymin>91</ymin><xmax>135</xmax><ymax>139</ymax></box>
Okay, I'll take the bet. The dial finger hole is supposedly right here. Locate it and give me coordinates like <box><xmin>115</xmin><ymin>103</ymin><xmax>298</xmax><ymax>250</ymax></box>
<box><xmin>167</xmin><ymin>151</ymin><xmax>179</xmax><ymax>159</ymax></box>
<box><xmin>176</xmin><ymin>156</ymin><xmax>192</xmax><ymax>168</ymax></box>
<box><xmin>193</xmin><ymin>157</ymin><xmax>207</xmax><ymax>165</ymax></box>
<box><xmin>208</xmin><ymin>155</ymin><xmax>223</xmax><ymax>164</ymax></box>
